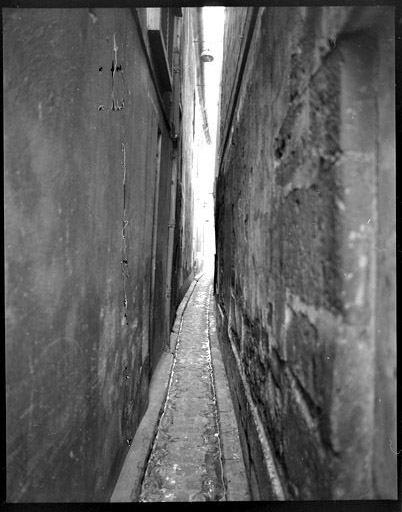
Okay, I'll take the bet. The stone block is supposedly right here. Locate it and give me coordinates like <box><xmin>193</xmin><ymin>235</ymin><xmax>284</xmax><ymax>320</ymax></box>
<box><xmin>282</xmin><ymin>384</ymin><xmax>331</xmax><ymax>499</ymax></box>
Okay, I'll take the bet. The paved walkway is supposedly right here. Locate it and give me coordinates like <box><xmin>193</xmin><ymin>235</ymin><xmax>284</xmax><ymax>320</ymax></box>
<box><xmin>139</xmin><ymin>273</ymin><xmax>249</xmax><ymax>502</ymax></box>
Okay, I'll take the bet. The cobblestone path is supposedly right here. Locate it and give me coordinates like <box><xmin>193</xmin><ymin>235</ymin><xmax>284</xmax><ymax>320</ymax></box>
<box><xmin>139</xmin><ymin>274</ymin><xmax>226</xmax><ymax>502</ymax></box>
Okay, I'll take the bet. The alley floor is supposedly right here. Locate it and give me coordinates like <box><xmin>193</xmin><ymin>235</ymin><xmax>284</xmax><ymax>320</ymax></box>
<box><xmin>138</xmin><ymin>273</ymin><xmax>249</xmax><ymax>502</ymax></box>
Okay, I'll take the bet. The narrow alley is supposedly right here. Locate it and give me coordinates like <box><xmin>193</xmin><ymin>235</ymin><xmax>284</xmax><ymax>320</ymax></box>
<box><xmin>4</xmin><ymin>5</ymin><xmax>397</xmax><ymax>506</ymax></box>
<box><xmin>139</xmin><ymin>273</ymin><xmax>248</xmax><ymax>502</ymax></box>
<box><xmin>139</xmin><ymin>274</ymin><xmax>225</xmax><ymax>502</ymax></box>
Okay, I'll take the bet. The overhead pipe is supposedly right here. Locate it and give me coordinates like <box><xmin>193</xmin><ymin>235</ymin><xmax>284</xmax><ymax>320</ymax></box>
<box><xmin>192</xmin><ymin>7</ymin><xmax>212</xmax><ymax>145</ymax></box>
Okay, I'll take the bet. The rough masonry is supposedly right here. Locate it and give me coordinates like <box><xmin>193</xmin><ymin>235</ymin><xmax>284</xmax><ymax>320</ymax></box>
<box><xmin>215</xmin><ymin>6</ymin><xmax>396</xmax><ymax>500</ymax></box>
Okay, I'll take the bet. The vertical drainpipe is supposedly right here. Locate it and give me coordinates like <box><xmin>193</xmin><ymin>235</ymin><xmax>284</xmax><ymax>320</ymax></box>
<box><xmin>165</xmin><ymin>15</ymin><xmax>182</xmax><ymax>348</ymax></box>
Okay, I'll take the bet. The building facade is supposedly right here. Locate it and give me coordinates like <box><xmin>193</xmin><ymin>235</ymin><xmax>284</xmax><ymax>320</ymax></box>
<box><xmin>4</xmin><ymin>7</ymin><xmax>206</xmax><ymax>501</ymax></box>
<box><xmin>215</xmin><ymin>6</ymin><xmax>396</xmax><ymax>500</ymax></box>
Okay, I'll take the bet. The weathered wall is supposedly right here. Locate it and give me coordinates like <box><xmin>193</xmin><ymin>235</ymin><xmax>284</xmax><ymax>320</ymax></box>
<box><xmin>217</xmin><ymin>7</ymin><xmax>253</xmax><ymax>161</ymax></box>
<box><xmin>171</xmin><ymin>8</ymin><xmax>197</xmax><ymax>310</ymax></box>
<box><xmin>372</xmin><ymin>11</ymin><xmax>397</xmax><ymax>496</ymax></box>
<box><xmin>4</xmin><ymin>7</ymin><xmax>193</xmax><ymax>502</ymax></box>
<box><xmin>215</xmin><ymin>6</ymin><xmax>396</xmax><ymax>500</ymax></box>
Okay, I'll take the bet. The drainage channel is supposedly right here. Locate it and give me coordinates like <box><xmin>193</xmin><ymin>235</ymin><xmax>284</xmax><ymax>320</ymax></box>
<box><xmin>137</xmin><ymin>276</ymin><xmax>200</xmax><ymax>502</ymax></box>
<box><xmin>205</xmin><ymin>281</ymin><xmax>227</xmax><ymax>502</ymax></box>
<box><xmin>139</xmin><ymin>273</ymin><xmax>225</xmax><ymax>502</ymax></box>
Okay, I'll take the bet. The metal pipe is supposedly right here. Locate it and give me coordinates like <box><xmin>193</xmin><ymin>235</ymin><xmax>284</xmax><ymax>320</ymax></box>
<box><xmin>192</xmin><ymin>8</ymin><xmax>212</xmax><ymax>145</ymax></box>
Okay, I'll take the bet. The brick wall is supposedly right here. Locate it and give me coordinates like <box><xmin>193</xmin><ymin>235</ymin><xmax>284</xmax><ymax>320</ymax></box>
<box><xmin>215</xmin><ymin>6</ymin><xmax>396</xmax><ymax>499</ymax></box>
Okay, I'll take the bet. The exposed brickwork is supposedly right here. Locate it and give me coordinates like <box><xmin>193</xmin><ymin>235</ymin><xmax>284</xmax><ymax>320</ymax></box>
<box><xmin>215</xmin><ymin>6</ymin><xmax>396</xmax><ymax>500</ymax></box>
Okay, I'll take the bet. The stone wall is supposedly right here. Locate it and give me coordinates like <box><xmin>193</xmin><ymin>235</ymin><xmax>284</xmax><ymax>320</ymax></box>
<box><xmin>4</xmin><ymin>8</ymin><xmax>195</xmax><ymax>501</ymax></box>
<box><xmin>215</xmin><ymin>6</ymin><xmax>396</xmax><ymax>500</ymax></box>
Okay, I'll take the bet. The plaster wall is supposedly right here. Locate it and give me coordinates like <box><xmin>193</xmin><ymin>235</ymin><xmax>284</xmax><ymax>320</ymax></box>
<box><xmin>4</xmin><ymin>7</ymin><xmax>195</xmax><ymax>501</ymax></box>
